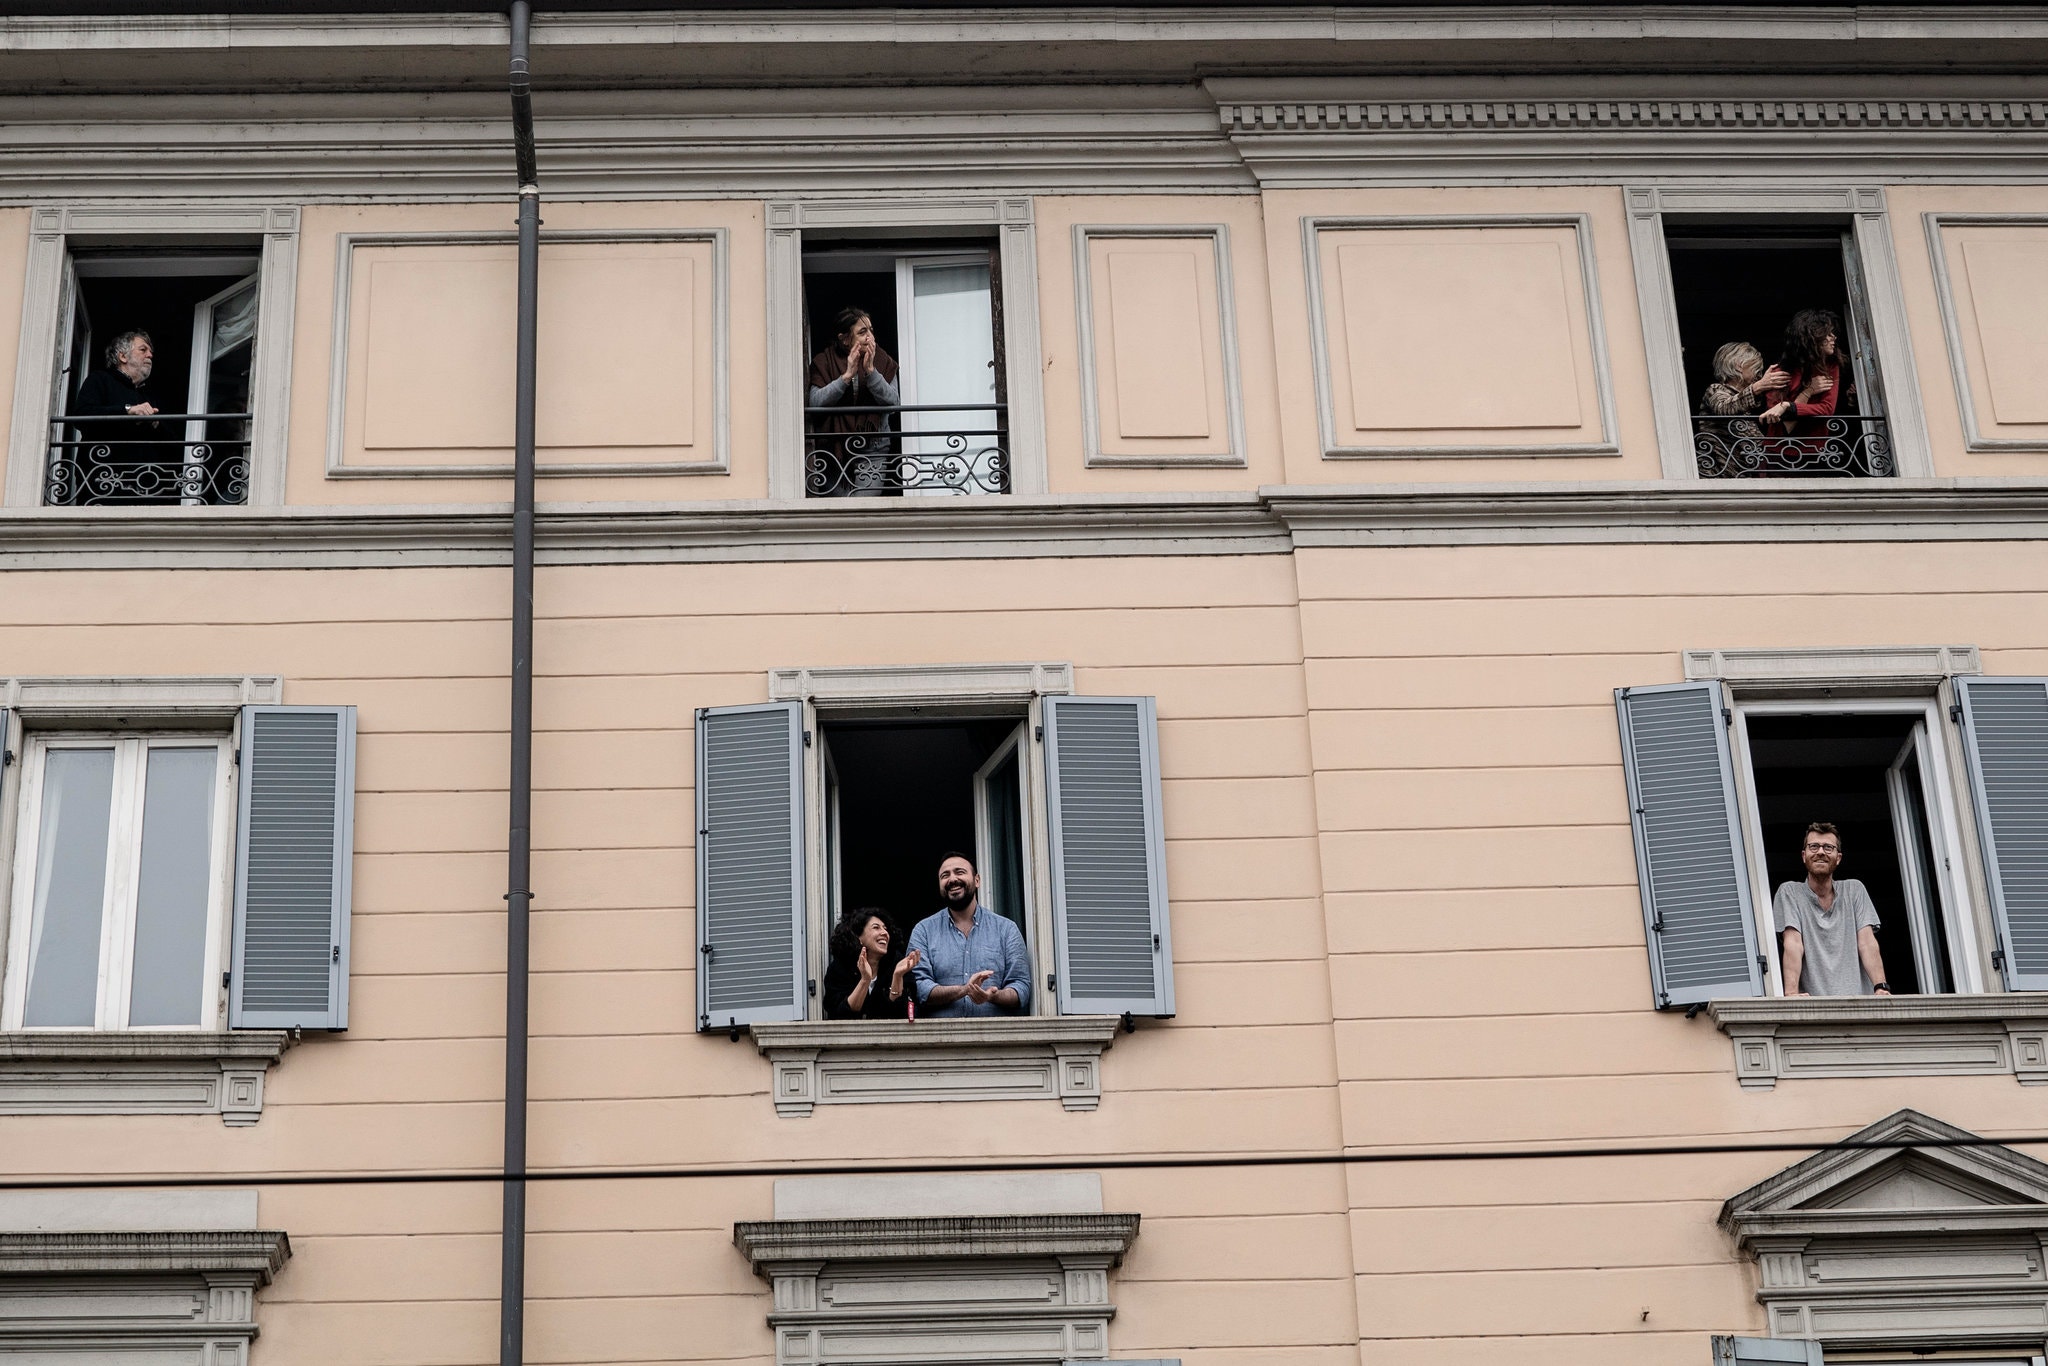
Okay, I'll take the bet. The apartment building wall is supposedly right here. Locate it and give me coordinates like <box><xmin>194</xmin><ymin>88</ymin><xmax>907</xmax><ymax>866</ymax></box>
<box><xmin>3</xmin><ymin>10</ymin><xmax>2048</xmax><ymax>1366</ymax></box>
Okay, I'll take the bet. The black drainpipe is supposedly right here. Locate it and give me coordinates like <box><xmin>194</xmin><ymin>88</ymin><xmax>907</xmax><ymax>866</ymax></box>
<box><xmin>502</xmin><ymin>5</ymin><xmax>538</xmax><ymax>1366</ymax></box>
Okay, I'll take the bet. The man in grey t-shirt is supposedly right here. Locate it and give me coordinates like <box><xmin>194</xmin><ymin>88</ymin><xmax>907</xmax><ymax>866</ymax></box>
<box><xmin>1775</xmin><ymin>821</ymin><xmax>1892</xmax><ymax>997</ymax></box>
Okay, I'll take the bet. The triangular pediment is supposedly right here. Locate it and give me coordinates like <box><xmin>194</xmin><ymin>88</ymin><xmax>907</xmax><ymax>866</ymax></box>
<box><xmin>1721</xmin><ymin>1109</ymin><xmax>2048</xmax><ymax>1229</ymax></box>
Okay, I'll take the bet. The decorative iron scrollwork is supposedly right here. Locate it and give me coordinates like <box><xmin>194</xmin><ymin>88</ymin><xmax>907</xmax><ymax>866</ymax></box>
<box><xmin>1693</xmin><ymin>415</ymin><xmax>1895</xmax><ymax>479</ymax></box>
<box><xmin>45</xmin><ymin>421</ymin><xmax>252</xmax><ymax>507</ymax></box>
<box><xmin>804</xmin><ymin>405</ymin><xmax>1010</xmax><ymax>497</ymax></box>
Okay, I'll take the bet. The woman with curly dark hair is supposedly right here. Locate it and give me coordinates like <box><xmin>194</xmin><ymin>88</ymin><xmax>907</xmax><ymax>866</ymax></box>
<box><xmin>823</xmin><ymin>907</ymin><xmax>919</xmax><ymax>1020</ymax></box>
<box><xmin>1758</xmin><ymin>308</ymin><xmax>1855</xmax><ymax>435</ymax></box>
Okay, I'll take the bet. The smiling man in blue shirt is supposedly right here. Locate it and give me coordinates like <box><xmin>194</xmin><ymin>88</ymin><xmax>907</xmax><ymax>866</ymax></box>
<box><xmin>908</xmin><ymin>852</ymin><xmax>1032</xmax><ymax>1018</ymax></box>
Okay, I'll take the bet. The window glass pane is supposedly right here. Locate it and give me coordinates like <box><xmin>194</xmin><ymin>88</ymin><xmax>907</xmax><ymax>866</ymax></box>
<box><xmin>128</xmin><ymin>747</ymin><xmax>219</xmax><ymax>1027</ymax></box>
<box><xmin>22</xmin><ymin>748</ymin><xmax>116</xmax><ymax>1027</ymax></box>
<box><xmin>909</xmin><ymin>263</ymin><xmax>996</xmax><ymax>409</ymax></box>
<box><xmin>983</xmin><ymin>747</ymin><xmax>1027</xmax><ymax>938</ymax></box>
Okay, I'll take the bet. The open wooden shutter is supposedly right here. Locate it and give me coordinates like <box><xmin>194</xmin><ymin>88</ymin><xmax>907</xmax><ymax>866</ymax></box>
<box><xmin>231</xmin><ymin>705</ymin><xmax>356</xmax><ymax>1030</ymax></box>
<box><xmin>1711</xmin><ymin>1337</ymin><xmax>1822</xmax><ymax>1366</ymax></box>
<box><xmin>1615</xmin><ymin>682</ymin><xmax>1763</xmax><ymax>1008</ymax></box>
<box><xmin>696</xmin><ymin>702</ymin><xmax>806</xmax><ymax>1032</ymax></box>
<box><xmin>1044</xmin><ymin>695</ymin><xmax>1173</xmax><ymax>1017</ymax></box>
<box><xmin>1954</xmin><ymin>677</ymin><xmax>2048</xmax><ymax>991</ymax></box>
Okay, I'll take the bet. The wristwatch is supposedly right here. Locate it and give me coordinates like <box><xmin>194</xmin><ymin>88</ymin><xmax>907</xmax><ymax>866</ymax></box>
<box><xmin>1873</xmin><ymin>982</ymin><xmax>1892</xmax><ymax>994</ymax></box>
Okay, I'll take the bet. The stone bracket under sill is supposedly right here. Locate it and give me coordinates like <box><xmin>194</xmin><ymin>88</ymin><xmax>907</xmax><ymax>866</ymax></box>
<box><xmin>0</xmin><ymin>1030</ymin><xmax>296</xmax><ymax>1125</ymax></box>
<box><xmin>1709</xmin><ymin>996</ymin><xmax>2048</xmax><ymax>1089</ymax></box>
<box><xmin>749</xmin><ymin>1016</ymin><xmax>1122</xmax><ymax>1117</ymax></box>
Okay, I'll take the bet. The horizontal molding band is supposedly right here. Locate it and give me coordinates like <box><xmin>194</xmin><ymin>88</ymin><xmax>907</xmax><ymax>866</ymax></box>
<box><xmin>1219</xmin><ymin>98</ymin><xmax>2048</xmax><ymax>136</ymax></box>
<box><xmin>0</xmin><ymin>1229</ymin><xmax>290</xmax><ymax>1278</ymax></box>
<box><xmin>6</xmin><ymin>481</ymin><xmax>2048</xmax><ymax>566</ymax></box>
<box><xmin>734</xmin><ymin>1212</ymin><xmax>1140</xmax><ymax>1267</ymax></box>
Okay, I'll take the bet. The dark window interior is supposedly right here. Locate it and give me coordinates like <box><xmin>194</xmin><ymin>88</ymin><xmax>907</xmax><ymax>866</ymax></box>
<box><xmin>1664</xmin><ymin>228</ymin><xmax>1857</xmax><ymax>413</ymax></box>
<box><xmin>822</xmin><ymin>716</ymin><xmax>1028</xmax><ymax>941</ymax></box>
<box><xmin>1747</xmin><ymin>712</ymin><xmax>1950</xmax><ymax>995</ymax></box>
<box><xmin>799</xmin><ymin>235</ymin><xmax>995</xmax><ymax>367</ymax></box>
<box><xmin>68</xmin><ymin>268</ymin><xmax>250</xmax><ymax>418</ymax></box>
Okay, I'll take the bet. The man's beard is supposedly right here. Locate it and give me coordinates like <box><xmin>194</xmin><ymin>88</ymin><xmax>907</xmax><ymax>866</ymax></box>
<box><xmin>943</xmin><ymin>884</ymin><xmax>973</xmax><ymax>907</ymax></box>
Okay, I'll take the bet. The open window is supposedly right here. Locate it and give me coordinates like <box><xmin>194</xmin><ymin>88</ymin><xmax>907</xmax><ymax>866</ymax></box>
<box><xmin>800</xmin><ymin>237</ymin><xmax>1007</xmax><ymax>498</ymax></box>
<box><xmin>1664</xmin><ymin>224</ymin><xmax>1895</xmax><ymax>479</ymax></box>
<box><xmin>1617</xmin><ymin>676</ymin><xmax>2048</xmax><ymax>1008</ymax></box>
<box><xmin>695</xmin><ymin>691</ymin><xmax>1173</xmax><ymax>1031</ymax></box>
<box><xmin>1734</xmin><ymin>703</ymin><xmax>1982</xmax><ymax>997</ymax></box>
<box><xmin>49</xmin><ymin>250</ymin><xmax>261</xmax><ymax>507</ymax></box>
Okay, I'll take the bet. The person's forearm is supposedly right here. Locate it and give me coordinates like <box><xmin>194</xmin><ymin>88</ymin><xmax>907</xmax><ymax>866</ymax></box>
<box><xmin>923</xmin><ymin>983</ymin><xmax>970</xmax><ymax>1008</ymax></box>
<box><xmin>809</xmin><ymin>376</ymin><xmax>849</xmax><ymax>406</ymax></box>
<box><xmin>846</xmin><ymin>978</ymin><xmax>870</xmax><ymax>1011</ymax></box>
<box><xmin>987</xmin><ymin>986</ymin><xmax>1020</xmax><ymax>1010</ymax></box>
<box><xmin>1782</xmin><ymin>940</ymin><xmax>1804</xmax><ymax>993</ymax></box>
<box><xmin>1859</xmin><ymin>933</ymin><xmax>1888</xmax><ymax>990</ymax></box>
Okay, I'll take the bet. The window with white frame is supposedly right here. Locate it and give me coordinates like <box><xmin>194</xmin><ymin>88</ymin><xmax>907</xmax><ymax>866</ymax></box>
<box><xmin>694</xmin><ymin>673</ymin><xmax>1174</xmax><ymax>1031</ymax></box>
<box><xmin>1616</xmin><ymin>673</ymin><xmax>2048</xmax><ymax>1008</ymax></box>
<box><xmin>4</xmin><ymin>733</ymin><xmax>236</xmax><ymax>1029</ymax></box>
<box><xmin>0</xmin><ymin>704</ymin><xmax>359</xmax><ymax>1033</ymax></box>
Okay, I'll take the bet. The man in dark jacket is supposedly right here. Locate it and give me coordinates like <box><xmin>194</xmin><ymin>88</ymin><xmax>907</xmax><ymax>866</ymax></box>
<box><xmin>61</xmin><ymin>330</ymin><xmax>164</xmax><ymax>503</ymax></box>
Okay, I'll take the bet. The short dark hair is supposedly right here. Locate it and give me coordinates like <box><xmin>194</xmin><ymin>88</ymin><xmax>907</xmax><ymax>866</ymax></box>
<box><xmin>105</xmin><ymin>329</ymin><xmax>151</xmax><ymax>368</ymax></box>
<box><xmin>937</xmin><ymin>851</ymin><xmax>975</xmax><ymax>874</ymax></box>
<box><xmin>1803</xmin><ymin>821</ymin><xmax>1842</xmax><ymax>850</ymax></box>
<box><xmin>833</xmin><ymin>306</ymin><xmax>872</xmax><ymax>341</ymax></box>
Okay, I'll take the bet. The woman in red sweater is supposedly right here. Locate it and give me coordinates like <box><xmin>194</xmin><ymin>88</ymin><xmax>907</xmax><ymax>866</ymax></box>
<box><xmin>1759</xmin><ymin>309</ymin><xmax>1855</xmax><ymax>435</ymax></box>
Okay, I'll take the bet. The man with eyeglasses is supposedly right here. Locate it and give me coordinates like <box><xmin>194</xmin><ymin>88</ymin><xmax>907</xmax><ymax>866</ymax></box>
<box><xmin>1775</xmin><ymin>821</ymin><xmax>1891</xmax><ymax>997</ymax></box>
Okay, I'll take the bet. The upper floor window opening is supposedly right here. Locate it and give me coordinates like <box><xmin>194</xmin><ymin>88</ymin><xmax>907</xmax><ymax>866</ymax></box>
<box><xmin>695</xmin><ymin>680</ymin><xmax>1174</xmax><ymax>1035</ymax></box>
<box><xmin>50</xmin><ymin>249</ymin><xmax>261</xmax><ymax>508</ymax></box>
<box><xmin>801</xmin><ymin>236</ymin><xmax>1008</xmax><ymax>499</ymax></box>
<box><xmin>1617</xmin><ymin>673</ymin><xmax>2048</xmax><ymax>1012</ymax></box>
<box><xmin>1666</xmin><ymin>224</ymin><xmax>1895</xmax><ymax>479</ymax></box>
<box><xmin>1736</xmin><ymin>702</ymin><xmax>1984</xmax><ymax>998</ymax></box>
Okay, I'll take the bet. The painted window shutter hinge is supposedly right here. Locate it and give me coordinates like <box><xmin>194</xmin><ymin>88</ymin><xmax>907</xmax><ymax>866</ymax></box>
<box><xmin>1034</xmin><ymin>725</ymin><xmax>1043</xmax><ymax>742</ymax></box>
<box><xmin>807</xmin><ymin>977</ymin><xmax>816</xmax><ymax>998</ymax></box>
<box><xmin>1994</xmin><ymin>946</ymin><xmax>2008</xmax><ymax>969</ymax></box>
<box><xmin>331</xmin><ymin>945</ymin><xmax>340</xmax><ymax>964</ymax></box>
<box><xmin>1950</xmin><ymin>702</ymin><xmax>1964</xmax><ymax>724</ymax></box>
<box><xmin>1722</xmin><ymin>707</ymin><xmax>1733</xmax><ymax>727</ymax></box>
<box><xmin>803</xmin><ymin>730</ymin><xmax>812</xmax><ymax>748</ymax></box>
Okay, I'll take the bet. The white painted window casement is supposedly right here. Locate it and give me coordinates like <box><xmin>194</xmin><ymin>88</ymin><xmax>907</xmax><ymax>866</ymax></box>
<box><xmin>766</xmin><ymin>197</ymin><xmax>1048</xmax><ymax>499</ymax></box>
<box><xmin>4</xmin><ymin>205</ymin><xmax>301</xmax><ymax>509</ymax></box>
<box><xmin>698</xmin><ymin>664</ymin><xmax>1174</xmax><ymax>1115</ymax></box>
<box><xmin>1625</xmin><ymin>186</ymin><xmax>1932</xmax><ymax>480</ymax></box>
<box><xmin>0</xmin><ymin>677</ymin><xmax>357</xmax><ymax>1123</ymax></box>
<box><xmin>1617</xmin><ymin>648</ymin><xmax>2048</xmax><ymax>1084</ymax></box>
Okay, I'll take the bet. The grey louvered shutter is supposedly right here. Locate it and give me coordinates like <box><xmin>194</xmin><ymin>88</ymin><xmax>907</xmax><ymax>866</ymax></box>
<box><xmin>1711</xmin><ymin>1337</ymin><xmax>1822</xmax><ymax>1366</ymax></box>
<box><xmin>1044</xmin><ymin>695</ymin><xmax>1173</xmax><ymax>1017</ymax></box>
<box><xmin>1955</xmin><ymin>677</ymin><xmax>2048</xmax><ymax>990</ymax></box>
<box><xmin>231</xmin><ymin>705</ymin><xmax>356</xmax><ymax>1030</ymax></box>
<box><xmin>696</xmin><ymin>702</ymin><xmax>806</xmax><ymax>1031</ymax></box>
<box><xmin>1615</xmin><ymin>682</ymin><xmax>1763</xmax><ymax>1008</ymax></box>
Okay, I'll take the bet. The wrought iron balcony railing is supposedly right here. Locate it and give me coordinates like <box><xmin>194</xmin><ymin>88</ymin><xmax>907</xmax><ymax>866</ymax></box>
<box><xmin>805</xmin><ymin>403</ymin><xmax>1008</xmax><ymax>497</ymax></box>
<box><xmin>1694</xmin><ymin>413</ymin><xmax>1895</xmax><ymax>479</ymax></box>
<box><xmin>48</xmin><ymin>413</ymin><xmax>251</xmax><ymax>507</ymax></box>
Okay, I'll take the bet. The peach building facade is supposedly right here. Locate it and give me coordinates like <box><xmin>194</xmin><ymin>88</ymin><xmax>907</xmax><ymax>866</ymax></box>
<box><xmin>0</xmin><ymin>7</ymin><xmax>2047</xmax><ymax>1366</ymax></box>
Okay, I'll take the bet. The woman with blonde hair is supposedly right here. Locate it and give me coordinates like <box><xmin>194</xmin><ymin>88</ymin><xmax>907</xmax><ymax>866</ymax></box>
<box><xmin>1701</xmin><ymin>341</ymin><xmax>1789</xmax><ymax>416</ymax></box>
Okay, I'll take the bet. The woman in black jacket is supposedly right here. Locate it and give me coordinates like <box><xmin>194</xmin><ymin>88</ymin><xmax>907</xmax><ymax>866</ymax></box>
<box><xmin>823</xmin><ymin>907</ymin><xmax>920</xmax><ymax>1020</ymax></box>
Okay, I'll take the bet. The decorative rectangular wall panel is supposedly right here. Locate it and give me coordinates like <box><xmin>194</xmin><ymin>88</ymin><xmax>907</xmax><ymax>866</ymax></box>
<box><xmin>330</xmin><ymin>230</ymin><xmax>728</xmax><ymax>477</ymax></box>
<box><xmin>1929</xmin><ymin>216</ymin><xmax>2048</xmax><ymax>451</ymax></box>
<box><xmin>1304</xmin><ymin>215</ymin><xmax>1617</xmax><ymax>458</ymax></box>
<box><xmin>1074</xmin><ymin>227</ymin><xmax>1244</xmax><ymax>466</ymax></box>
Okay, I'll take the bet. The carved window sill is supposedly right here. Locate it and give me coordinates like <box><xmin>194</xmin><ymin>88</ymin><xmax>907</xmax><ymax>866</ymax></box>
<box><xmin>1709</xmin><ymin>996</ymin><xmax>2048</xmax><ymax>1089</ymax></box>
<box><xmin>748</xmin><ymin>1016</ymin><xmax>1122</xmax><ymax>1117</ymax></box>
<box><xmin>0</xmin><ymin>1030</ymin><xmax>295</xmax><ymax>1124</ymax></box>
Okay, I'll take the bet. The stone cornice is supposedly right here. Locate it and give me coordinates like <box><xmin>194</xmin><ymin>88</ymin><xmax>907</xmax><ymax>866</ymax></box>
<box><xmin>749</xmin><ymin>1016</ymin><xmax>1120</xmax><ymax>1052</ymax></box>
<box><xmin>1217</xmin><ymin>96</ymin><xmax>2048</xmax><ymax>137</ymax></box>
<box><xmin>733</xmin><ymin>1212</ymin><xmax>1141</xmax><ymax>1268</ymax></box>
<box><xmin>5</xmin><ymin>481</ymin><xmax>2048</xmax><ymax>567</ymax></box>
<box><xmin>0</xmin><ymin>1229</ymin><xmax>290</xmax><ymax>1279</ymax></box>
<box><xmin>0</xmin><ymin>1030</ymin><xmax>293</xmax><ymax>1063</ymax></box>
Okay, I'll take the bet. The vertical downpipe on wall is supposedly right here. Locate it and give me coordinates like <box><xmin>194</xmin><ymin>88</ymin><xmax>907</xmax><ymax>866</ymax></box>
<box><xmin>502</xmin><ymin>4</ymin><xmax>539</xmax><ymax>1365</ymax></box>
